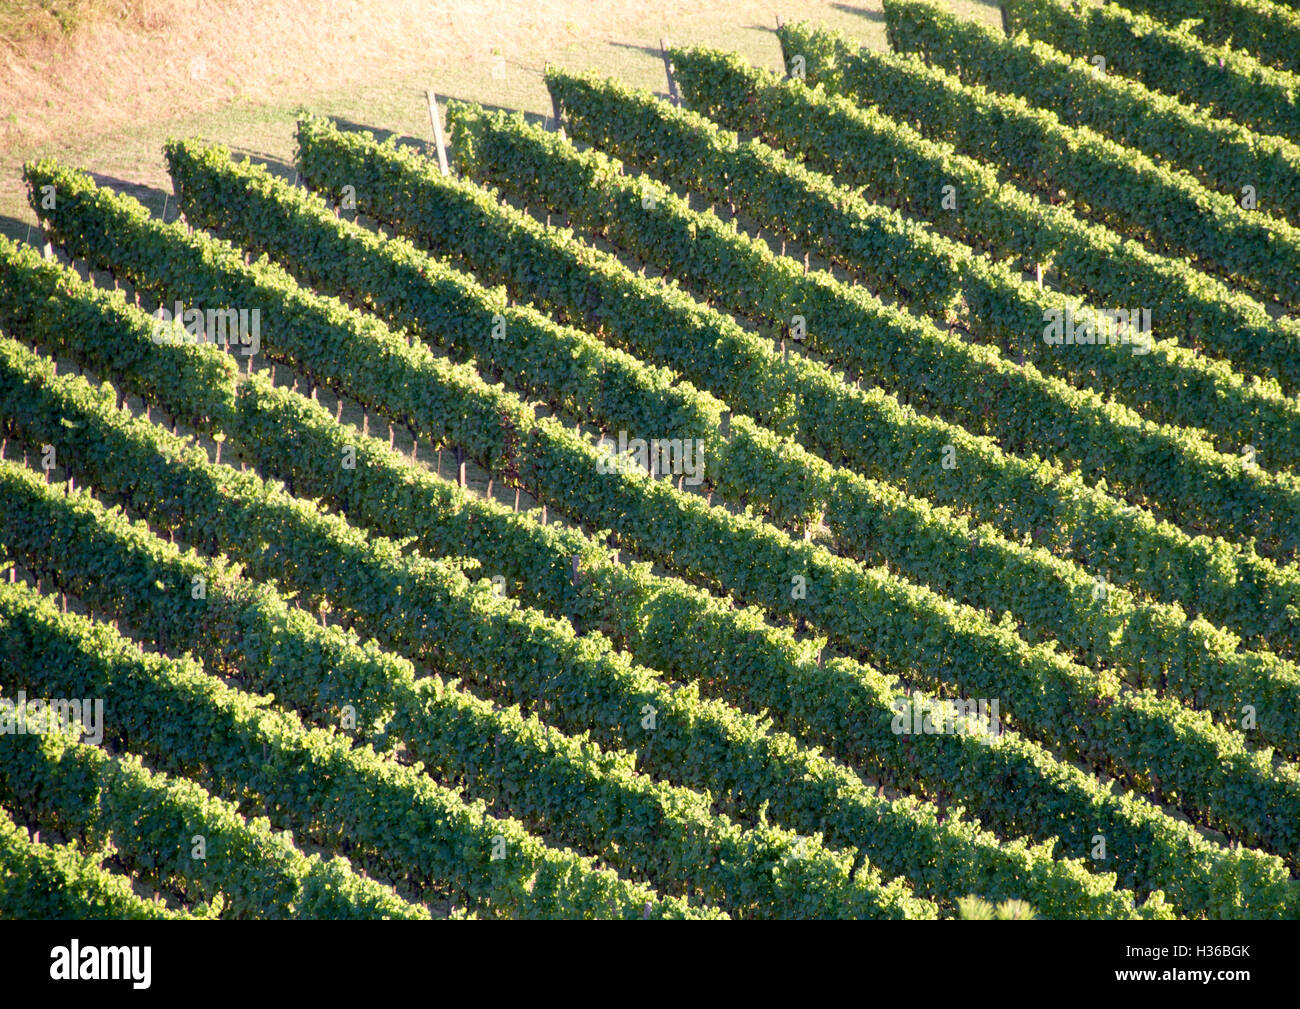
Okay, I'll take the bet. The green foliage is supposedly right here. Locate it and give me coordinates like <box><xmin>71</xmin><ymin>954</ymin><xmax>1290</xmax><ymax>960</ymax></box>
<box><xmin>6</xmin><ymin>287</ymin><xmax>1291</xmax><ymax>921</ymax></box>
<box><xmin>885</xmin><ymin>0</ymin><xmax>1300</xmax><ymax>228</ymax></box>
<box><xmin>9</xmin><ymin>168</ymin><xmax>1297</xmax><ymax>891</ymax></box>
<box><xmin>0</xmin><ymin>803</ymin><xmax>187</xmax><ymax>919</ymax></box>
<box><xmin>777</xmin><ymin>17</ymin><xmax>1300</xmax><ymax>309</ymax></box>
<box><xmin>0</xmin><ymin>282</ymin><xmax>1163</xmax><ymax>920</ymax></box>
<box><xmin>6</xmin><ymin>3</ymin><xmax>1298</xmax><ymax>924</ymax></box>
<box><xmin>1001</xmin><ymin>0</ymin><xmax>1300</xmax><ymax>146</ymax></box>
<box><xmin>0</xmin><ymin>575</ymin><xmax>711</xmax><ymax>920</ymax></box>
<box><xmin>169</xmin><ymin>129</ymin><xmax>1300</xmax><ymax>759</ymax></box>
<box><xmin>437</xmin><ymin>98</ymin><xmax>1300</xmax><ymax>649</ymax></box>
<box><xmin>1109</xmin><ymin>0</ymin><xmax>1300</xmax><ymax>76</ymax></box>
<box><xmin>0</xmin><ymin>469</ymin><xmax>925</xmax><ymax>922</ymax></box>
<box><xmin>0</xmin><ymin>645</ymin><xmax>428</xmax><ymax>919</ymax></box>
<box><xmin>537</xmin><ymin>62</ymin><xmax>1300</xmax><ymax>553</ymax></box>
<box><xmin>705</xmin><ymin>20</ymin><xmax>1300</xmax><ymax>436</ymax></box>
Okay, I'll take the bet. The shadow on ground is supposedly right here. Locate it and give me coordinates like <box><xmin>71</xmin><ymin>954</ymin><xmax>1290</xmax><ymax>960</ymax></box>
<box><xmin>86</xmin><ymin>172</ymin><xmax>173</xmax><ymax>219</ymax></box>
<box><xmin>0</xmin><ymin>213</ymin><xmax>39</xmax><ymax>245</ymax></box>
<box><xmin>830</xmin><ymin>4</ymin><xmax>885</xmax><ymax>22</ymax></box>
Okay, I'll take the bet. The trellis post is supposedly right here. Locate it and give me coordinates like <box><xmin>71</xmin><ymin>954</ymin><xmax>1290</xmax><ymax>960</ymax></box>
<box><xmin>427</xmin><ymin>90</ymin><xmax>450</xmax><ymax>176</ymax></box>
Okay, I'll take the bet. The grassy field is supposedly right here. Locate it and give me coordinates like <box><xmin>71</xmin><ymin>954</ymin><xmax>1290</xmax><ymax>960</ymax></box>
<box><xmin>0</xmin><ymin>0</ymin><xmax>1000</xmax><ymax>241</ymax></box>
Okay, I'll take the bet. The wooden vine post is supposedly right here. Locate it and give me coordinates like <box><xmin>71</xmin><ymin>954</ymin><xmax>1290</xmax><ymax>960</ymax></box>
<box><xmin>660</xmin><ymin>39</ymin><xmax>681</xmax><ymax>107</ymax></box>
<box><xmin>546</xmin><ymin>62</ymin><xmax>566</xmax><ymax>139</ymax></box>
<box><xmin>427</xmin><ymin>90</ymin><xmax>450</xmax><ymax>176</ymax></box>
